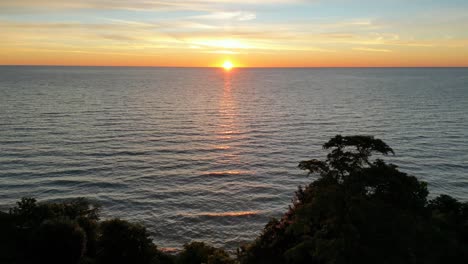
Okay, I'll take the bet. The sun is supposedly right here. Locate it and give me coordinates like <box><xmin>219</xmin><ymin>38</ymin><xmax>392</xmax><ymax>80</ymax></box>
<box><xmin>222</xmin><ymin>60</ymin><xmax>234</xmax><ymax>70</ymax></box>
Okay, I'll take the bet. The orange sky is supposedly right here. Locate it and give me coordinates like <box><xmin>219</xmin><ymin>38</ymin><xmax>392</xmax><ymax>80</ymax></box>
<box><xmin>1</xmin><ymin>0</ymin><xmax>468</xmax><ymax>67</ymax></box>
<box><xmin>2</xmin><ymin>48</ymin><xmax>466</xmax><ymax>68</ymax></box>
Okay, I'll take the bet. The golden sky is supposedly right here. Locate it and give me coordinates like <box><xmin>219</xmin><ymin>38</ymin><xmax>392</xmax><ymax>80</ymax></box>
<box><xmin>1</xmin><ymin>0</ymin><xmax>468</xmax><ymax>67</ymax></box>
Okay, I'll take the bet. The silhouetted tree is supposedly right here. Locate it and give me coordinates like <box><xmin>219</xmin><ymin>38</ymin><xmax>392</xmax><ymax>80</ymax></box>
<box><xmin>239</xmin><ymin>135</ymin><xmax>468</xmax><ymax>264</ymax></box>
<box><xmin>97</xmin><ymin>219</ymin><xmax>159</xmax><ymax>264</ymax></box>
<box><xmin>0</xmin><ymin>211</ymin><xmax>19</xmax><ymax>263</ymax></box>
<box><xmin>0</xmin><ymin>197</ymin><xmax>101</xmax><ymax>264</ymax></box>
<box><xmin>28</xmin><ymin>220</ymin><xmax>86</xmax><ymax>264</ymax></box>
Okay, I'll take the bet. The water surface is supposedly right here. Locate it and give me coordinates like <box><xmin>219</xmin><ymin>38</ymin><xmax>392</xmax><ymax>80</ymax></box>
<box><xmin>1</xmin><ymin>66</ymin><xmax>467</xmax><ymax>249</ymax></box>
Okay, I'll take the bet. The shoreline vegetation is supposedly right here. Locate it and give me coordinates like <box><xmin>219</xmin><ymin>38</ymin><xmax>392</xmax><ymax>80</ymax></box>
<box><xmin>1</xmin><ymin>135</ymin><xmax>467</xmax><ymax>264</ymax></box>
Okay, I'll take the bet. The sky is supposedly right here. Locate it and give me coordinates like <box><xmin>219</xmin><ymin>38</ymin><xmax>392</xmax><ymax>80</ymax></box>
<box><xmin>1</xmin><ymin>0</ymin><xmax>468</xmax><ymax>67</ymax></box>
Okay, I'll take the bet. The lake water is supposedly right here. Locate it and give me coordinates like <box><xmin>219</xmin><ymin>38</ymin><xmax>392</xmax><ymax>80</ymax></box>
<box><xmin>0</xmin><ymin>66</ymin><xmax>467</xmax><ymax>250</ymax></box>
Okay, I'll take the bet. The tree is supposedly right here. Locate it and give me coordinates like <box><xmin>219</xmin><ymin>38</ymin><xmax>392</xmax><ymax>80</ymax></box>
<box><xmin>2</xmin><ymin>197</ymin><xmax>100</xmax><ymax>264</ymax></box>
<box><xmin>28</xmin><ymin>220</ymin><xmax>86</xmax><ymax>264</ymax></box>
<box><xmin>239</xmin><ymin>135</ymin><xmax>468</xmax><ymax>264</ymax></box>
<box><xmin>0</xmin><ymin>211</ymin><xmax>19</xmax><ymax>264</ymax></box>
<box><xmin>298</xmin><ymin>135</ymin><xmax>394</xmax><ymax>178</ymax></box>
<box><xmin>97</xmin><ymin>219</ymin><xmax>159</xmax><ymax>264</ymax></box>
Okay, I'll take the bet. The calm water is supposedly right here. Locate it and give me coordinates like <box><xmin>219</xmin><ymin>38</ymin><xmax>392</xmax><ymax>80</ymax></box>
<box><xmin>1</xmin><ymin>66</ymin><xmax>467</xmax><ymax>249</ymax></box>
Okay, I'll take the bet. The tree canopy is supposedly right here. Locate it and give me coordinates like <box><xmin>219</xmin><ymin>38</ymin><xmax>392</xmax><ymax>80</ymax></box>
<box><xmin>0</xmin><ymin>198</ymin><xmax>232</xmax><ymax>264</ymax></box>
<box><xmin>239</xmin><ymin>135</ymin><xmax>468</xmax><ymax>264</ymax></box>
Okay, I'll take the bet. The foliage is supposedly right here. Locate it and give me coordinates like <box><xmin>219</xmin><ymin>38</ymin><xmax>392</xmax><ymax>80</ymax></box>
<box><xmin>1</xmin><ymin>197</ymin><xmax>100</xmax><ymax>264</ymax></box>
<box><xmin>97</xmin><ymin>219</ymin><xmax>159</xmax><ymax>264</ymax></box>
<box><xmin>0</xmin><ymin>198</ymin><xmax>172</xmax><ymax>264</ymax></box>
<box><xmin>239</xmin><ymin>135</ymin><xmax>468</xmax><ymax>264</ymax></box>
<box><xmin>177</xmin><ymin>242</ymin><xmax>235</xmax><ymax>264</ymax></box>
<box><xmin>0</xmin><ymin>199</ymin><xmax>233</xmax><ymax>264</ymax></box>
<box><xmin>29</xmin><ymin>219</ymin><xmax>86</xmax><ymax>264</ymax></box>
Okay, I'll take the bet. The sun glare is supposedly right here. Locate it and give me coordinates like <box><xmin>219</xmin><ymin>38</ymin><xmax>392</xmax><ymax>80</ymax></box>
<box><xmin>223</xmin><ymin>60</ymin><xmax>234</xmax><ymax>70</ymax></box>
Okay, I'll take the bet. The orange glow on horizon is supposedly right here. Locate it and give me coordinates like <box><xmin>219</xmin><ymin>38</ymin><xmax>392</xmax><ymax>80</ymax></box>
<box><xmin>1</xmin><ymin>47</ymin><xmax>467</xmax><ymax>67</ymax></box>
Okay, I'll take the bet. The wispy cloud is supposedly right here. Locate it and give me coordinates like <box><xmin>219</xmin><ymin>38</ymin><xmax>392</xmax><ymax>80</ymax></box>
<box><xmin>353</xmin><ymin>47</ymin><xmax>392</xmax><ymax>53</ymax></box>
<box><xmin>0</xmin><ymin>0</ymin><xmax>303</xmax><ymax>12</ymax></box>
<box><xmin>204</xmin><ymin>50</ymin><xmax>246</xmax><ymax>54</ymax></box>
<box><xmin>191</xmin><ymin>11</ymin><xmax>256</xmax><ymax>21</ymax></box>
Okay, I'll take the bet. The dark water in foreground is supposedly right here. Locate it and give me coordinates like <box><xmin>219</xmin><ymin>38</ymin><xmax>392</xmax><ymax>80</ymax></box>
<box><xmin>0</xmin><ymin>66</ymin><xmax>467</xmax><ymax>249</ymax></box>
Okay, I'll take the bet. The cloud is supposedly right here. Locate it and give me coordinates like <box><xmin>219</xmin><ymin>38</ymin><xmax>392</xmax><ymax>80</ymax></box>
<box><xmin>0</xmin><ymin>21</ymin><xmax>121</xmax><ymax>30</ymax></box>
<box><xmin>192</xmin><ymin>11</ymin><xmax>256</xmax><ymax>21</ymax></box>
<box><xmin>99</xmin><ymin>34</ymin><xmax>141</xmax><ymax>41</ymax></box>
<box><xmin>353</xmin><ymin>47</ymin><xmax>392</xmax><ymax>53</ymax></box>
<box><xmin>0</xmin><ymin>0</ymin><xmax>303</xmax><ymax>12</ymax></box>
<box><xmin>204</xmin><ymin>50</ymin><xmax>246</xmax><ymax>54</ymax></box>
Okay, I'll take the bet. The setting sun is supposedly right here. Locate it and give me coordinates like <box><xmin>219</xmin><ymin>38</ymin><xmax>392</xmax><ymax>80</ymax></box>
<box><xmin>223</xmin><ymin>61</ymin><xmax>234</xmax><ymax>70</ymax></box>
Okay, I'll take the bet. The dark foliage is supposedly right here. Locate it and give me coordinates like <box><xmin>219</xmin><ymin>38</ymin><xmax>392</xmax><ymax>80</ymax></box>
<box><xmin>239</xmin><ymin>135</ymin><xmax>468</xmax><ymax>264</ymax></box>
<box><xmin>0</xmin><ymin>198</ymin><xmax>172</xmax><ymax>264</ymax></box>
<box><xmin>29</xmin><ymin>220</ymin><xmax>86</xmax><ymax>264</ymax></box>
<box><xmin>1</xmin><ymin>197</ymin><xmax>100</xmax><ymax>264</ymax></box>
<box><xmin>177</xmin><ymin>242</ymin><xmax>235</xmax><ymax>264</ymax></box>
<box><xmin>0</xmin><ymin>199</ymin><xmax>232</xmax><ymax>264</ymax></box>
<box><xmin>97</xmin><ymin>219</ymin><xmax>158</xmax><ymax>264</ymax></box>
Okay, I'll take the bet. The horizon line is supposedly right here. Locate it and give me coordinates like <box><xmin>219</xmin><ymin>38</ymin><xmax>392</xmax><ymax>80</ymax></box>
<box><xmin>1</xmin><ymin>64</ymin><xmax>468</xmax><ymax>69</ymax></box>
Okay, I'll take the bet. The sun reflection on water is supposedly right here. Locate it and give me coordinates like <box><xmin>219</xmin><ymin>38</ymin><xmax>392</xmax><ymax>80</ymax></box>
<box><xmin>213</xmin><ymin>72</ymin><xmax>240</xmax><ymax>152</ymax></box>
<box><xmin>181</xmin><ymin>210</ymin><xmax>260</xmax><ymax>217</ymax></box>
